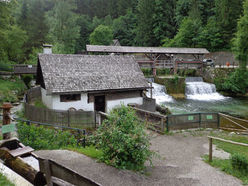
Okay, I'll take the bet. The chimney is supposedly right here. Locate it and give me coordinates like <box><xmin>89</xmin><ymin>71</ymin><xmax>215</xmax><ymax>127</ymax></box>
<box><xmin>43</xmin><ymin>44</ymin><xmax>53</xmax><ymax>54</ymax></box>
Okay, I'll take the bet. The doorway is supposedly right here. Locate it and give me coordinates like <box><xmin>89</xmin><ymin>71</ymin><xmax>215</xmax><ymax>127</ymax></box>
<box><xmin>94</xmin><ymin>95</ymin><xmax>105</xmax><ymax>112</ymax></box>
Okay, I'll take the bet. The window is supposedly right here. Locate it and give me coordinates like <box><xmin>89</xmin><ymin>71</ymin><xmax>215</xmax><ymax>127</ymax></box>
<box><xmin>60</xmin><ymin>94</ymin><xmax>81</xmax><ymax>102</ymax></box>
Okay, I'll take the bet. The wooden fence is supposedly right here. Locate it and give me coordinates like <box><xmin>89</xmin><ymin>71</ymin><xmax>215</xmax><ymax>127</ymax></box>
<box><xmin>167</xmin><ymin>112</ymin><xmax>219</xmax><ymax>131</ymax></box>
<box><xmin>24</xmin><ymin>103</ymin><xmax>95</xmax><ymax>129</ymax></box>
<box><xmin>38</xmin><ymin>157</ymin><xmax>101</xmax><ymax>186</ymax></box>
<box><xmin>208</xmin><ymin>136</ymin><xmax>248</xmax><ymax>162</ymax></box>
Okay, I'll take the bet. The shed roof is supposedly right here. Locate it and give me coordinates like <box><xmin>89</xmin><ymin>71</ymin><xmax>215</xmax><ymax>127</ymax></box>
<box><xmin>37</xmin><ymin>54</ymin><xmax>149</xmax><ymax>94</ymax></box>
<box><xmin>86</xmin><ymin>45</ymin><xmax>209</xmax><ymax>54</ymax></box>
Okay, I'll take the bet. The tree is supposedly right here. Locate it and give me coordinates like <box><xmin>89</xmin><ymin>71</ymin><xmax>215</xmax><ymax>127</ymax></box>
<box><xmin>233</xmin><ymin>0</ymin><xmax>248</xmax><ymax>70</ymax></box>
<box><xmin>89</xmin><ymin>25</ymin><xmax>113</xmax><ymax>45</ymax></box>
<box><xmin>215</xmin><ymin>0</ymin><xmax>244</xmax><ymax>49</ymax></box>
<box><xmin>153</xmin><ymin>0</ymin><xmax>177</xmax><ymax>45</ymax></box>
<box><xmin>75</xmin><ymin>15</ymin><xmax>93</xmax><ymax>52</ymax></box>
<box><xmin>94</xmin><ymin>105</ymin><xmax>153</xmax><ymax>171</ymax></box>
<box><xmin>136</xmin><ymin>0</ymin><xmax>156</xmax><ymax>46</ymax></box>
<box><xmin>113</xmin><ymin>10</ymin><xmax>137</xmax><ymax>46</ymax></box>
<box><xmin>46</xmin><ymin>0</ymin><xmax>80</xmax><ymax>54</ymax></box>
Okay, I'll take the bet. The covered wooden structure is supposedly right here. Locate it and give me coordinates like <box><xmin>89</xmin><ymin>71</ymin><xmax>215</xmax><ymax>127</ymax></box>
<box><xmin>13</xmin><ymin>64</ymin><xmax>37</xmax><ymax>75</ymax></box>
<box><xmin>86</xmin><ymin>45</ymin><xmax>210</xmax><ymax>75</ymax></box>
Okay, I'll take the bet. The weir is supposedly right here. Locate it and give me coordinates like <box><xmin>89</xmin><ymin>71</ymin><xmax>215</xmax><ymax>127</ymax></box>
<box><xmin>147</xmin><ymin>83</ymin><xmax>173</xmax><ymax>103</ymax></box>
<box><xmin>185</xmin><ymin>77</ymin><xmax>226</xmax><ymax>101</ymax></box>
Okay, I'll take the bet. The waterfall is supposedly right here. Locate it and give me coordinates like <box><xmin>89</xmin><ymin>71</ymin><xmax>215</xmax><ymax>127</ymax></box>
<box><xmin>146</xmin><ymin>83</ymin><xmax>174</xmax><ymax>103</ymax></box>
<box><xmin>185</xmin><ymin>77</ymin><xmax>226</xmax><ymax>101</ymax></box>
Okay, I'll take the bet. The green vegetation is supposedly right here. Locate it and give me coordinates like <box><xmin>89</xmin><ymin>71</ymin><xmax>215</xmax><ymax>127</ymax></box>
<box><xmin>17</xmin><ymin>122</ymin><xmax>78</xmax><ymax>150</ymax></box>
<box><xmin>34</xmin><ymin>99</ymin><xmax>47</xmax><ymax>108</ymax></box>
<box><xmin>89</xmin><ymin>25</ymin><xmax>113</xmax><ymax>45</ymax></box>
<box><xmin>205</xmin><ymin>132</ymin><xmax>248</xmax><ymax>184</ymax></box>
<box><xmin>0</xmin><ymin>0</ymin><xmax>247</xmax><ymax>68</ymax></box>
<box><xmin>94</xmin><ymin>105</ymin><xmax>153</xmax><ymax>171</ymax></box>
<box><xmin>0</xmin><ymin>78</ymin><xmax>26</xmax><ymax>104</ymax></box>
<box><xmin>0</xmin><ymin>173</ymin><xmax>14</xmax><ymax>186</ymax></box>
<box><xmin>66</xmin><ymin>146</ymin><xmax>103</xmax><ymax>159</ymax></box>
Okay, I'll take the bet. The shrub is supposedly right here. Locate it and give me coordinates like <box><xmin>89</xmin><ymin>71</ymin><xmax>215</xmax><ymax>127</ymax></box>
<box><xmin>141</xmin><ymin>68</ymin><xmax>152</xmax><ymax>76</ymax></box>
<box><xmin>94</xmin><ymin>105</ymin><xmax>153</xmax><ymax>171</ymax></box>
<box><xmin>17</xmin><ymin>122</ymin><xmax>77</xmax><ymax>150</ymax></box>
<box><xmin>231</xmin><ymin>153</ymin><xmax>248</xmax><ymax>174</ymax></box>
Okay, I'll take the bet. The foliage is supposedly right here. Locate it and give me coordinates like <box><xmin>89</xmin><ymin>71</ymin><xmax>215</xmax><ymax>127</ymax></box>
<box><xmin>89</xmin><ymin>25</ymin><xmax>113</xmax><ymax>45</ymax></box>
<box><xmin>231</xmin><ymin>153</ymin><xmax>248</xmax><ymax>174</ymax></box>
<box><xmin>216</xmin><ymin>69</ymin><xmax>248</xmax><ymax>94</ymax></box>
<box><xmin>21</xmin><ymin>74</ymin><xmax>33</xmax><ymax>89</ymax></box>
<box><xmin>94</xmin><ymin>105</ymin><xmax>153</xmax><ymax>171</ymax></box>
<box><xmin>205</xmin><ymin>157</ymin><xmax>248</xmax><ymax>185</ymax></box>
<box><xmin>46</xmin><ymin>0</ymin><xmax>80</xmax><ymax>54</ymax></box>
<box><xmin>0</xmin><ymin>173</ymin><xmax>14</xmax><ymax>186</ymax></box>
<box><xmin>34</xmin><ymin>99</ymin><xmax>47</xmax><ymax>108</ymax></box>
<box><xmin>0</xmin><ymin>78</ymin><xmax>26</xmax><ymax>104</ymax></box>
<box><xmin>113</xmin><ymin>10</ymin><xmax>137</xmax><ymax>46</ymax></box>
<box><xmin>232</xmin><ymin>0</ymin><xmax>248</xmax><ymax>70</ymax></box>
<box><xmin>17</xmin><ymin>122</ymin><xmax>77</xmax><ymax>150</ymax></box>
<box><xmin>136</xmin><ymin>0</ymin><xmax>156</xmax><ymax>46</ymax></box>
<box><xmin>66</xmin><ymin>145</ymin><xmax>103</xmax><ymax>159</ymax></box>
<box><xmin>141</xmin><ymin>68</ymin><xmax>152</xmax><ymax>76</ymax></box>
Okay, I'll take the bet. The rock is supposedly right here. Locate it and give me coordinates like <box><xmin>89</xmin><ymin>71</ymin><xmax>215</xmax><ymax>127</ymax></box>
<box><xmin>228</xmin><ymin>132</ymin><xmax>236</xmax><ymax>136</ymax></box>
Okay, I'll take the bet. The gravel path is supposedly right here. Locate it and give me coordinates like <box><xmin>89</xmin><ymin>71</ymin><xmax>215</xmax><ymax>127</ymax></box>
<box><xmin>35</xmin><ymin>132</ymin><xmax>242</xmax><ymax>186</ymax></box>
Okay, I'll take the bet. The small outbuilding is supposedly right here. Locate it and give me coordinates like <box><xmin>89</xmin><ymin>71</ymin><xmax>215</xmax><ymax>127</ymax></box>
<box><xmin>36</xmin><ymin>54</ymin><xmax>150</xmax><ymax>112</ymax></box>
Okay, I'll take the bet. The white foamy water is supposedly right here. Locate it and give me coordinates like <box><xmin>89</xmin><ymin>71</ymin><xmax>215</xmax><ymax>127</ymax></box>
<box><xmin>186</xmin><ymin>80</ymin><xmax>226</xmax><ymax>101</ymax></box>
<box><xmin>147</xmin><ymin>83</ymin><xmax>174</xmax><ymax>103</ymax></box>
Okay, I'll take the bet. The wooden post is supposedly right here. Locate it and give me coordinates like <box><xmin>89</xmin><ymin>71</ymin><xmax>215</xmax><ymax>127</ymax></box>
<box><xmin>67</xmin><ymin>110</ymin><xmax>70</xmax><ymax>127</ymax></box>
<box><xmin>209</xmin><ymin>137</ymin><xmax>213</xmax><ymax>162</ymax></box>
<box><xmin>160</xmin><ymin>118</ymin><xmax>164</xmax><ymax>132</ymax></box>
<box><xmin>1</xmin><ymin>103</ymin><xmax>13</xmax><ymax>140</ymax></box>
<box><xmin>150</xmin><ymin>82</ymin><xmax>153</xmax><ymax>99</ymax></box>
<box><xmin>43</xmin><ymin>159</ymin><xmax>52</xmax><ymax>186</ymax></box>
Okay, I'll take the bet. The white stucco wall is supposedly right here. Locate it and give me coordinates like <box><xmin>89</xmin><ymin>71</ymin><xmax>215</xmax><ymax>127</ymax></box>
<box><xmin>52</xmin><ymin>93</ymin><xmax>94</xmax><ymax>111</ymax></box>
<box><xmin>106</xmin><ymin>97</ymin><xmax>143</xmax><ymax>112</ymax></box>
<box><xmin>41</xmin><ymin>88</ymin><xmax>53</xmax><ymax>108</ymax></box>
<box><xmin>41</xmin><ymin>89</ymin><xmax>94</xmax><ymax>111</ymax></box>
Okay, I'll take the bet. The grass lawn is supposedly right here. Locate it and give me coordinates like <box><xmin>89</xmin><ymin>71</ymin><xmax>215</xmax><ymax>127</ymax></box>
<box><xmin>66</xmin><ymin>145</ymin><xmax>103</xmax><ymax>159</ymax></box>
<box><xmin>0</xmin><ymin>78</ymin><xmax>26</xmax><ymax>104</ymax></box>
<box><xmin>0</xmin><ymin>173</ymin><xmax>15</xmax><ymax>186</ymax></box>
<box><xmin>205</xmin><ymin>132</ymin><xmax>248</xmax><ymax>184</ymax></box>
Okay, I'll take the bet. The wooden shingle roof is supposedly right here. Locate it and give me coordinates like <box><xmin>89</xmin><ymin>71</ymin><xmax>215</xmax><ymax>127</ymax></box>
<box><xmin>37</xmin><ymin>54</ymin><xmax>149</xmax><ymax>94</ymax></box>
<box><xmin>86</xmin><ymin>45</ymin><xmax>210</xmax><ymax>54</ymax></box>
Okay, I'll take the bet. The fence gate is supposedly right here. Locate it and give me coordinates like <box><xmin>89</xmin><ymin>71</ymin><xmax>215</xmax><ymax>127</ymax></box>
<box><xmin>167</xmin><ymin>113</ymin><xmax>219</xmax><ymax>131</ymax></box>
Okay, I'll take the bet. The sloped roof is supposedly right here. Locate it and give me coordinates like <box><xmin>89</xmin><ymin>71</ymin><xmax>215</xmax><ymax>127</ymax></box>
<box><xmin>37</xmin><ymin>54</ymin><xmax>149</xmax><ymax>94</ymax></box>
<box><xmin>86</xmin><ymin>45</ymin><xmax>209</xmax><ymax>54</ymax></box>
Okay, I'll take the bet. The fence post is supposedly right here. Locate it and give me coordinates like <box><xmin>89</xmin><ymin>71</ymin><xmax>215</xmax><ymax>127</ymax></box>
<box><xmin>160</xmin><ymin>118</ymin><xmax>164</xmax><ymax>132</ymax></box>
<box><xmin>1</xmin><ymin>103</ymin><xmax>13</xmax><ymax>140</ymax></box>
<box><xmin>166</xmin><ymin>116</ymin><xmax>169</xmax><ymax>132</ymax></box>
<box><xmin>67</xmin><ymin>110</ymin><xmax>70</xmax><ymax>127</ymax></box>
<box><xmin>209</xmin><ymin>137</ymin><xmax>213</xmax><ymax>162</ymax></box>
<box><xmin>199</xmin><ymin>113</ymin><xmax>201</xmax><ymax>128</ymax></box>
<box><xmin>217</xmin><ymin>113</ymin><xmax>220</xmax><ymax>129</ymax></box>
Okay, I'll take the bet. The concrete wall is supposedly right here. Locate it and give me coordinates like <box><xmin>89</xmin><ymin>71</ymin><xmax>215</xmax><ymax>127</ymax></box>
<box><xmin>106</xmin><ymin>97</ymin><xmax>143</xmax><ymax>112</ymax></box>
<box><xmin>52</xmin><ymin>93</ymin><xmax>94</xmax><ymax>111</ymax></box>
<box><xmin>41</xmin><ymin>88</ymin><xmax>53</xmax><ymax>108</ymax></box>
<box><xmin>41</xmin><ymin>89</ymin><xmax>144</xmax><ymax>112</ymax></box>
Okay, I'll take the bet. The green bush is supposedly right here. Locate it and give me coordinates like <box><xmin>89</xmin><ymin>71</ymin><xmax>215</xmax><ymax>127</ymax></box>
<box><xmin>231</xmin><ymin>153</ymin><xmax>248</xmax><ymax>174</ymax></box>
<box><xmin>141</xmin><ymin>68</ymin><xmax>152</xmax><ymax>76</ymax></box>
<box><xmin>156</xmin><ymin>68</ymin><xmax>170</xmax><ymax>76</ymax></box>
<box><xmin>21</xmin><ymin>74</ymin><xmax>33</xmax><ymax>89</ymax></box>
<box><xmin>94</xmin><ymin>105</ymin><xmax>153</xmax><ymax>171</ymax></box>
<box><xmin>17</xmin><ymin>122</ymin><xmax>77</xmax><ymax>150</ymax></box>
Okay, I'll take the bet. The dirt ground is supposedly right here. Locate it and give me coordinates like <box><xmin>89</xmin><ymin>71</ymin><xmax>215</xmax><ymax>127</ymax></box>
<box><xmin>35</xmin><ymin>131</ymin><xmax>242</xmax><ymax>186</ymax></box>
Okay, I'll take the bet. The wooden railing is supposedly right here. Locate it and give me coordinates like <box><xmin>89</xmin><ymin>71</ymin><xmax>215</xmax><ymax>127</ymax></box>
<box><xmin>208</xmin><ymin>136</ymin><xmax>248</xmax><ymax>162</ymax></box>
<box><xmin>38</xmin><ymin>157</ymin><xmax>101</xmax><ymax>186</ymax></box>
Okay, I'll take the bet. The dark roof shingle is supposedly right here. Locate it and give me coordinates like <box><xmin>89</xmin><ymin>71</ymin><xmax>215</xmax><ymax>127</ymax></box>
<box><xmin>38</xmin><ymin>54</ymin><xmax>149</xmax><ymax>94</ymax></box>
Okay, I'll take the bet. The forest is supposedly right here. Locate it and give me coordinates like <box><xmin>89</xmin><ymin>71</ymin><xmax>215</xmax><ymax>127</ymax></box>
<box><xmin>0</xmin><ymin>0</ymin><xmax>247</xmax><ymax>68</ymax></box>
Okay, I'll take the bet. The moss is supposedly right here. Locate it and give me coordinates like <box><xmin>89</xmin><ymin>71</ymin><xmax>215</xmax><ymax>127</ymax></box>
<box><xmin>155</xmin><ymin>76</ymin><xmax>186</xmax><ymax>96</ymax></box>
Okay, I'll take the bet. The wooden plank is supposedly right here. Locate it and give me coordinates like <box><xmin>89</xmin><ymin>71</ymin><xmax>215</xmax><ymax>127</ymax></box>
<box><xmin>39</xmin><ymin>158</ymin><xmax>101</xmax><ymax>186</ymax></box>
<box><xmin>208</xmin><ymin>136</ymin><xmax>248</xmax><ymax>147</ymax></box>
<box><xmin>9</xmin><ymin>146</ymin><xmax>34</xmax><ymax>157</ymax></box>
